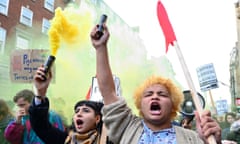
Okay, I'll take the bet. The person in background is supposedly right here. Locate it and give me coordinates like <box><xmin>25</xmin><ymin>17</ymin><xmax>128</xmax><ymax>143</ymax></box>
<box><xmin>222</xmin><ymin>112</ymin><xmax>236</xmax><ymax>140</ymax></box>
<box><xmin>90</xmin><ymin>23</ymin><xmax>222</xmax><ymax>144</ymax></box>
<box><xmin>180</xmin><ymin>115</ymin><xmax>195</xmax><ymax>130</ymax></box>
<box><xmin>4</xmin><ymin>89</ymin><xmax>65</xmax><ymax>144</ymax></box>
<box><xmin>225</xmin><ymin>117</ymin><xmax>240</xmax><ymax>144</ymax></box>
<box><xmin>215</xmin><ymin>115</ymin><xmax>226</xmax><ymax>129</ymax></box>
<box><xmin>28</xmin><ymin>66</ymin><xmax>112</xmax><ymax>144</ymax></box>
<box><xmin>0</xmin><ymin>99</ymin><xmax>15</xmax><ymax>144</ymax></box>
<box><xmin>222</xmin><ymin>140</ymin><xmax>237</xmax><ymax>144</ymax></box>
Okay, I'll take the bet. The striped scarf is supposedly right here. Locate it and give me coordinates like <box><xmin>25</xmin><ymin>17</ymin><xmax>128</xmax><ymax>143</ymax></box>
<box><xmin>65</xmin><ymin>129</ymin><xmax>100</xmax><ymax>144</ymax></box>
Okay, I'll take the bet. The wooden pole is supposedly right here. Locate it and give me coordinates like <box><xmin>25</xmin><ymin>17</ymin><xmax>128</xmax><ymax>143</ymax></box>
<box><xmin>173</xmin><ymin>41</ymin><xmax>217</xmax><ymax>144</ymax></box>
<box><xmin>208</xmin><ymin>90</ymin><xmax>217</xmax><ymax>115</ymax></box>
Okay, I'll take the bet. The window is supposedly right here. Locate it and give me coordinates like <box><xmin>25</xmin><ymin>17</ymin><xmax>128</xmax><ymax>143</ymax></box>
<box><xmin>42</xmin><ymin>18</ymin><xmax>50</xmax><ymax>34</ymax></box>
<box><xmin>0</xmin><ymin>0</ymin><xmax>9</xmax><ymax>15</ymax></box>
<box><xmin>0</xmin><ymin>27</ymin><xmax>6</xmax><ymax>54</ymax></box>
<box><xmin>44</xmin><ymin>0</ymin><xmax>54</xmax><ymax>12</ymax></box>
<box><xmin>16</xmin><ymin>36</ymin><xmax>29</xmax><ymax>49</ymax></box>
<box><xmin>20</xmin><ymin>7</ymin><xmax>33</xmax><ymax>27</ymax></box>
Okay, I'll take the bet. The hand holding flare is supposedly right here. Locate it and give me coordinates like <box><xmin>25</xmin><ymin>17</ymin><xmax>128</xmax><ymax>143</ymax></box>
<box><xmin>42</xmin><ymin>6</ymin><xmax>92</xmax><ymax>80</ymax></box>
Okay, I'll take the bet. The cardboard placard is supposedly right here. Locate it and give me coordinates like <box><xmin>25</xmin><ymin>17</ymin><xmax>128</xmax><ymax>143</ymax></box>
<box><xmin>10</xmin><ymin>49</ymin><xmax>51</xmax><ymax>83</ymax></box>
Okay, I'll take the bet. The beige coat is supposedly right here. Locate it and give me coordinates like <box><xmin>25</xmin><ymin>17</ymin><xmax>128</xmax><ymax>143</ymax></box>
<box><xmin>103</xmin><ymin>98</ymin><xmax>204</xmax><ymax>144</ymax></box>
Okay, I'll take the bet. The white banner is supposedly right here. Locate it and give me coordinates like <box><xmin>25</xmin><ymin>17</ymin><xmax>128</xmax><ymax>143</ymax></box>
<box><xmin>90</xmin><ymin>75</ymin><xmax>121</xmax><ymax>102</ymax></box>
<box><xmin>196</xmin><ymin>63</ymin><xmax>218</xmax><ymax>92</ymax></box>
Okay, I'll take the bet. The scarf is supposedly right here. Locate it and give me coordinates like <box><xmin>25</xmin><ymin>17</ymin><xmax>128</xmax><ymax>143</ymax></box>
<box><xmin>65</xmin><ymin>129</ymin><xmax>100</xmax><ymax>144</ymax></box>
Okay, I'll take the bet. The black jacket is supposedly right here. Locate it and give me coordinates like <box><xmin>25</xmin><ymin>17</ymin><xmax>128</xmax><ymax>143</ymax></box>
<box><xmin>29</xmin><ymin>97</ymin><xmax>113</xmax><ymax>144</ymax></box>
<box><xmin>29</xmin><ymin>97</ymin><xmax>68</xmax><ymax>144</ymax></box>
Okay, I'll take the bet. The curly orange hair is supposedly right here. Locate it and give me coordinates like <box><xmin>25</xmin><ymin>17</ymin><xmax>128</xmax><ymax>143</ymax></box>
<box><xmin>133</xmin><ymin>75</ymin><xmax>183</xmax><ymax>120</ymax></box>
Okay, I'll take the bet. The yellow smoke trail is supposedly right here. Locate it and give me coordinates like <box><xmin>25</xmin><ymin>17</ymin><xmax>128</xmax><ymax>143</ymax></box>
<box><xmin>48</xmin><ymin>6</ymin><xmax>92</xmax><ymax>56</ymax></box>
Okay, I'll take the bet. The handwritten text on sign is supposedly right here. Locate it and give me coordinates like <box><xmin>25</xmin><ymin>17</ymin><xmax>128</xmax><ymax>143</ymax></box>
<box><xmin>10</xmin><ymin>49</ymin><xmax>48</xmax><ymax>83</ymax></box>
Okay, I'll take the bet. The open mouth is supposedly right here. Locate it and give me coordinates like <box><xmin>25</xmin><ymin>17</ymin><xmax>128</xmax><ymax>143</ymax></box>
<box><xmin>150</xmin><ymin>102</ymin><xmax>161</xmax><ymax>114</ymax></box>
<box><xmin>151</xmin><ymin>102</ymin><xmax>161</xmax><ymax>110</ymax></box>
<box><xmin>76</xmin><ymin>119</ymin><xmax>83</xmax><ymax>126</ymax></box>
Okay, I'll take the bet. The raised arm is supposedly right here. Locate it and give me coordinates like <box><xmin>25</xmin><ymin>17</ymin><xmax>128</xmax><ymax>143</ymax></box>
<box><xmin>90</xmin><ymin>24</ymin><xmax>118</xmax><ymax>105</ymax></box>
<box><xmin>29</xmin><ymin>66</ymin><xmax>67</xmax><ymax>144</ymax></box>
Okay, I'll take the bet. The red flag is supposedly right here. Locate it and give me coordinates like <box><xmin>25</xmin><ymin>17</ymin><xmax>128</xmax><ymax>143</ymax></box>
<box><xmin>157</xmin><ymin>1</ymin><xmax>176</xmax><ymax>53</ymax></box>
<box><xmin>85</xmin><ymin>86</ymin><xmax>91</xmax><ymax>100</ymax></box>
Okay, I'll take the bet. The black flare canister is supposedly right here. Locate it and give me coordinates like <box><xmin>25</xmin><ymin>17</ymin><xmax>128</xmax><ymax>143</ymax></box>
<box><xmin>95</xmin><ymin>14</ymin><xmax>107</xmax><ymax>39</ymax></box>
<box><xmin>42</xmin><ymin>55</ymin><xmax>55</xmax><ymax>81</ymax></box>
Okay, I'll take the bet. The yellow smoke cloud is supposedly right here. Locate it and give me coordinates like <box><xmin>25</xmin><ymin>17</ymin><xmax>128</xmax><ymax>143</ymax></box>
<box><xmin>48</xmin><ymin>6</ymin><xmax>92</xmax><ymax>56</ymax></box>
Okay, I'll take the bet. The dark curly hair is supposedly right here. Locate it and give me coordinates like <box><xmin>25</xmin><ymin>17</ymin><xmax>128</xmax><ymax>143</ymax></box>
<box><xmin>69</xmin><ymin>100</ymin><xmax>104</xmax><ymax>134</ymax></box>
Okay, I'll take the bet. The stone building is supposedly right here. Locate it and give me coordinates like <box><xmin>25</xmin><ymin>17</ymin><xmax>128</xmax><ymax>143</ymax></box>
<box><xmin>0</xmin><ymin>0</ymin><xmax>72</xmax><ymax>98</ymax></box>
<box><xmin>230</xmin><ymin>1</ymin><xmax>240</xmax><ymax>112</ymax></box>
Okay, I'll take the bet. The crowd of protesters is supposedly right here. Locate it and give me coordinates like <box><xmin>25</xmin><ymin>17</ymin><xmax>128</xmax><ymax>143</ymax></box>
<box><xmin>1</xmin><ymin>16</ymin><xmax>240</xmax><ymax>144</ymax></box>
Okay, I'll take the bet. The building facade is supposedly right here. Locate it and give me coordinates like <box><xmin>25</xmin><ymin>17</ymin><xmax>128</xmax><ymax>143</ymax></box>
<box><xmin>230</xmin><ymin>1</ymin><xmax>240</xmax><ymax>112</ymax></box>
<box><xmin>0</xmin><ymin>0</ymin><xmax>70</xmax><ymax>97</ymax></box>
<box><xmin>0</xmin><ymin>0</ymin><xmax>177</xmax><ymax>121</ymax></box>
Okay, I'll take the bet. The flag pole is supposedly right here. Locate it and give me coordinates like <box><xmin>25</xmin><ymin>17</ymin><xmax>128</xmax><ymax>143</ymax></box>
<box><xmin>173</xmin><ymin>41</ymin><xmax>217</xmax><ymax>144</ymax></box>
<box><xmin>173</xmin><ymin>41</ymin><xmax>203</xmax><ymax>112</ymax></box>
<box><xmin>157</xmin><ymin>1</ymin><xmax>217</xmax><ymax>142</ymax></box>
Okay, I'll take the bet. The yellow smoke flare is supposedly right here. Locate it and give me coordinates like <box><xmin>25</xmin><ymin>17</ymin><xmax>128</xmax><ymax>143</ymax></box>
<box><xmin>48</xmin><ymin>6</ymin><xmax>92</xmax><ymax>56</ymax></box>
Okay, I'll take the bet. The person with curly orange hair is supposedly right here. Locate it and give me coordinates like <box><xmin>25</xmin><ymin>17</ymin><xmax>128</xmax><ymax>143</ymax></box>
<box><xmin>90</xmin><ymin>23</ymin><xmax>222</xmax><ymax>144</ymax></box>
<box><xmin>133</xmin><ymin>76</ymin><xmax>183</xmax><ymax>120</ymax></box>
